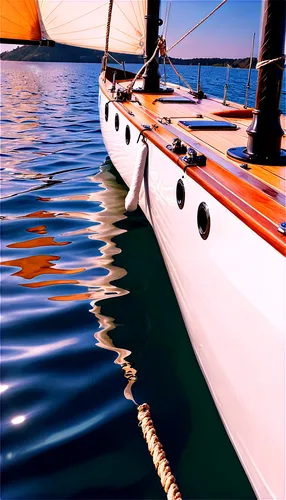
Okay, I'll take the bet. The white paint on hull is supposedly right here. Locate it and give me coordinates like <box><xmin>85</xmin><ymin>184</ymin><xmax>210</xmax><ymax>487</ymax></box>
<box><xmin>99</xmin><ymin>90</ymin><xmax>285</xmax><ymax>500</ymax></box>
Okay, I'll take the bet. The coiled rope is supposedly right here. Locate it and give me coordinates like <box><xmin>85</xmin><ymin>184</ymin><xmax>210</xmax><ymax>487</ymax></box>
<box><xmin>138</xmin><ymin>404</ymin><xmax>182</xmax><ymax>500</ymax></box>
<box><xmin>256</xmin><ymin>55</ymin><xmax>285</xmax><ymax>70</ymax></box>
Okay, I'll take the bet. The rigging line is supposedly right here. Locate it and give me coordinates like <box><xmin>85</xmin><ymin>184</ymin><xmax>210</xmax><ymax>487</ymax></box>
<box><xmin>44</xmin><ymin>2</ymin><xmax>108</xmax><ymax>32</ymax></box>
<box><xmin>127</xmin><ymin>40</ymin><xmax>160</xmax><ymax>92</ymax></box>
<box><xmin>167</xmin><ymin>0</ymin><xmax>227</xmax><ymax>53</ymax></box>
<box><xmin>166</xmin><ymin>55</ymin><xmax>194</xmax><ymax>93</ymax></box>
<box><xmin>102</xmin><ymin>0</ymin><xmax>114</xmax><ymax>76</ymax></box>
<box><xmin>108</xmin><ymin>53</ymin><xmax>122</xmax><ymax>65</ymax></box>
<box><xmin>162</xmin><ymin>1</ymin><xmax>171</xmax><ymax>39</ymax></box>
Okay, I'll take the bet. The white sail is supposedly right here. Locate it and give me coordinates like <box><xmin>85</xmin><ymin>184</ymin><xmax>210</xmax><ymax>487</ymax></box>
<box><xmin>38</xmin><ymin>0</ymin><xmax>147</xmax><ymax>54</ymax></box>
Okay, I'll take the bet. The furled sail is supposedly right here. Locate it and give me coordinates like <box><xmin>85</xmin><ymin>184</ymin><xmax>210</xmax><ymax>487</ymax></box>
<box><xmin>0</xmin><ymin>0</ymin><xmax>41</xmax><ymax>42</ymax></box>
<box><xmin>0</xmin><ymin>0</ymin><xmax>147</xmax><ymax>54</ymax></box>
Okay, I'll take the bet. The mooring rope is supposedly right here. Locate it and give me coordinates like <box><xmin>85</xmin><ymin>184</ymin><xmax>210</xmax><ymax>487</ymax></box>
<box><xmin>137</xmin><ymin>404</ymin><xmax>183</xmax><ymax>500</ymax></box>
<box><xmin>102</xmin><ymin>0</ymin><xmax>114</xmax><ymax>78</ymax></box>
<box><xmin>256</xmin><ymin>55</ymin><xmax>285</xmax><ymax>70</ymax></box>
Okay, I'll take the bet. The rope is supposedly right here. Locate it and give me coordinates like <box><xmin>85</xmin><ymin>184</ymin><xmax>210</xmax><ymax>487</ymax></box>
<box><xmin>256</xmin><ymin>55</ymin><xmax>285</xmax><ymax>70</ymax></box>
<box><xmin>163</xmin><ymin>1</ymin><xmax>171</xmax><ymax>39</ymax></box>
<box><xmin>137</xmin><ymin>404</ymin><xmax>182</xmax><ymax>500</ymax></box>
<box><xmin>108</xmin><ymin>53</ymin><xmax>122</xmax><ymax>66</ymax></box>
<box><xmin>167</xmin><ymin>0</ymin><xmax>227</xmax><ymax>53</ymax></box>
<box><xmin>166</xmin><ymin>55</ymin><xmax>194</xmax><ymax>93</ymax></box>
<box><xmin>102</xmin><ymin>0</ymin><xmax>114</xmax><ymax>79</ymax></box>
<box><xmin>127</xmin><ymin>40</ymin><xmax>161</xmax><ymax>92</ymax></box>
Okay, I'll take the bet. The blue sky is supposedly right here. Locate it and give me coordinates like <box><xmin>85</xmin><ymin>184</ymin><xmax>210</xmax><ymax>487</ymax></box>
<box><xmin>161</xmin><ymin>0</ymin><xmax>262</xmax><ymax>58</ymax></box>
<box><xmin>0</xmin><ymin>0</ymin><xmax>263</xmax><ymax>58</ymax></box>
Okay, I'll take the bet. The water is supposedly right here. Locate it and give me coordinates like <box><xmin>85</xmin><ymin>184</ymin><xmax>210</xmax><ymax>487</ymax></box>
<box><xmin>0</xmin><ymin>61</ymin><xmax>271</xmax><ymax>500</ymax></box>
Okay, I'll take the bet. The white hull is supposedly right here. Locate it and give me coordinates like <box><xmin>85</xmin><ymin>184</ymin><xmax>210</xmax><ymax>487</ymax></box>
<box><xmin>99</xmin><ymin>90</ymin><xmax>285</xmax><ymax>499</ymax></box>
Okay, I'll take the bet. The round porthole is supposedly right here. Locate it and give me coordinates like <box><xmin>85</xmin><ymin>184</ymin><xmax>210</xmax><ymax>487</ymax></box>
<box><xmin>105</xmin><ymin>103</ymin><xmax>109</xmax><ymax>122</ymax></box>
<box><xmin>197</xmin><ymin>202</ymin><xmax>210</xmax><ymax>240</ymax></box>
<box><xmin>115</xmin><ymin>113</ymin><xmax>119</xmax><ymax>131</ymax></box>
<box><xmin>125</xmin><ymin>125</ymin><xmax>131</xmax><ymax>145</ymax></box>
<box><xmin>176</xmin><ymin>179</ymin><xmax>185</xmax><ymax>209</ymax></box>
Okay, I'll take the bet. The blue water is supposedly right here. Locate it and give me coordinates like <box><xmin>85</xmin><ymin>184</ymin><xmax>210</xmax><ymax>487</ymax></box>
<box><xmin>1</xmin><ymin>61</ymin><xmax>277</xmax><ymax>500</ymax></box>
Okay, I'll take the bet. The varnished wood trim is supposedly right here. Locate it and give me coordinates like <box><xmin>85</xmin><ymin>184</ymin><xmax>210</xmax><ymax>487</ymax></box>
<box><xmin>137</xmin><ymin>101</ymin><xmax>286</xmax><ymax>207</ymax></box>
<box><xmin>100</xmin><ymin>77</ymin><xmax>286</xmax><ymax>256</ymax></box>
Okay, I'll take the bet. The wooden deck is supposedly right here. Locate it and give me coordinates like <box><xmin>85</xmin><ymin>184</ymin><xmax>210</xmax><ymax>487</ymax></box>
<box><xmin>100</xmin><ymin>72</ymin><xmax>286</xmax><ymax>255</ymax></box>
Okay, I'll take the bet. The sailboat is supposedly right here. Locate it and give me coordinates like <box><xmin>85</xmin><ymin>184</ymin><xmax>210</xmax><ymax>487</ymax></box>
<box><xmin>1</xmin><ymin>1</ymin><xmax>285</xmax><ymax>498</ymax></box>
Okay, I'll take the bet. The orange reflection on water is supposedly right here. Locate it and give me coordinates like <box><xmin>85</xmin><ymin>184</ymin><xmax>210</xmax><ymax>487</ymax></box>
<box><xmin>27</xmin><ymin>225</ymin><xmax>47</xmax><ymax>234</ymax></box>
<box><xmin>7</xmin><ymin>236</ymin><xmax>71</xmax><ymax>249</ymax></box>
<box><xmin>1</xmin><ymin>255</ymin><xmax>85</xmax><ymax>280</ymax></box>
<box><xmin>21</xmin><ymin>210</ymin><xmax>91</xmax><ymax>221</ymax></box>
<box><xmin>21</xmin><ymin>279</ymin><xmax>79</xmax><ymax>288</ymax></box>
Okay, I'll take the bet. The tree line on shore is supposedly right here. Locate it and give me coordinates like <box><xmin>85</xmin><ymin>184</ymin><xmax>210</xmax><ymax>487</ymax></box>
<box><xmin>0</xmin><ymin>43</ymin><xmax>257</xmax><ymax>68</ymax></box>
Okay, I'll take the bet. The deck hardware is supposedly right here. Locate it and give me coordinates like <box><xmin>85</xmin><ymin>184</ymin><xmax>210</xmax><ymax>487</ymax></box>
<box><xmin>196</xmin><ymin>114</ymin><xmax>203</xmax><ymax>118</ymax></box>
<box><xmin>115</xmin><ymin>113</ymin><xmax>120</xmax><ymax>131</ymax></box>
<box><xmin>105</xmin><ymin>103</ymin><xmax>109</xmax><ymax>122</ymax></box>
<box><xmin>180</xmin><ymin>147</ymin><xmax>206</xmax><ymax>167</ymax></box>
<box><xmin>153</xmin><ymin>97</ymin><xmax>196</xmax><ymax>104</ymax></box>
<box><xmin>190</xmin><ymin>63</ymin><xmax>206</xmax><ymax>99</ymax></box>
<box><xmin>197</xmin><ymin>202</ymin><xmax>211</xmax><ymax>240</ymax></box>
<box><xmin>127</xmin><ymin>110</ymin><xmax>135</xmax><ymax>116</ymax></box>
<box><xmin>125</xmin><ymin>125</ymin><xmax>131</xmax><ymax>145</ymax></box>
<box><xmin>158</xmin><ymin>117</ymin><xmax>171</xmax><ymax>124</ymax></box>
<box><xmin>137</xmin><ymin>125</ymin><xmax>153</xmax><ymax>143</ymax></box>
<box><xmin>222</xmin><ymin>65</ymin><xmax>231</xmax><ymax>106</ymax></box>
<box><xmin>166</xmin><ymin>138</ymin><xmax>187</xmax><ymax>154</ymax></box>
<box><xmin>176</xmin><ymin>179</ymin><xmax>185</xmax><ymax>209</ymax></box>
<box><xmin>179</xmin><ymin>120</ymin><xmax>238</xmax><ymax>131</ymax></box>
<box><xmin>240</xmin><ymin>163</ymin><xmax>251</xmax><ymax>170</ymax></box>
<box><xmin>110</xmin><ymin>71</ymin><xmax>117</xmax><ymax>92</ymax></box>
<box><xmin>116</xmin><ymin>88</ymin><xmax>132</xmax><ymax>102</ymax></box>
<box><xmin>278</xmin><ymin>222</ymin><xmax>286</xmax><ymax>235</ymax></box>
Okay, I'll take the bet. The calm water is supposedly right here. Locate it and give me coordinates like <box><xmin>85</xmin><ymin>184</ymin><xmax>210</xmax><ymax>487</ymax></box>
<box><xmin>1</xmin><ymin>61</ymin><xmax>272</xmax><ymax>500</ymax></box>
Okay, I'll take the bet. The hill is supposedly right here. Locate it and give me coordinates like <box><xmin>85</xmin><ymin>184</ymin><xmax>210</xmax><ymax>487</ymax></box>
<box><xmin>0</xmin><ymin>43</ymin><xmax>257</xmax><ymax>68</ymax></box>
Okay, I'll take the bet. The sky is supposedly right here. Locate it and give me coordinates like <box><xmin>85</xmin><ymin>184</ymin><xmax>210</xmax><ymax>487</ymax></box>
<box><xmin>0</xmin><ymin>0</ymin><xmax>264</xmax><ymax>59</ymax></box>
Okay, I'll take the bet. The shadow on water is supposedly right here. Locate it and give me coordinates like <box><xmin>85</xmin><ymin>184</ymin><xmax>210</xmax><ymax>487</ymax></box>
<box><xmin>1</xmin><ymin>62</ymin><xmax>255</xmax><ymax>500</ymax></box>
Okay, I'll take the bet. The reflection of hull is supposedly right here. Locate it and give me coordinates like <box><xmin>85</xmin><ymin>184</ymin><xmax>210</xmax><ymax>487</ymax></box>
<box><xmin>99</xmin><ymin>84</ymin><xmax>285</xmax><ymax>499</ymax></box>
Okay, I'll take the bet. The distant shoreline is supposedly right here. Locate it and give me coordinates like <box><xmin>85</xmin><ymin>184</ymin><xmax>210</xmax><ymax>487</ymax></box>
<box><xmin>0</xmin><ymin>43</ymin><xmax>257</xmax><ymax>69</ymax></box>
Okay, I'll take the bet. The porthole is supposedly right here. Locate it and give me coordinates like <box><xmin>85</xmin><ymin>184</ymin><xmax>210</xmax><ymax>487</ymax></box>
<box><xmin>125</xmin><ymin>125</ymin><xmax>131</xmax><ymax>145</ymax></box>
<box><xmin>115</xmin><ymin>113</ymin><xmax>119</xmax><ymax>131</ymax></box>
<box><xmin>176</xmin><ymin>179</ymin><xmax>185</xmax><ymax>209</ymax></box>
<box><xmin>105</xmin><ymin>103</ymin><xmax>109</xmax><ymax>122</ymax></box>
<box><xmin>197</xmin><ymin>202</ymin><xmax>210</xmax><ymax>240</ymax></box>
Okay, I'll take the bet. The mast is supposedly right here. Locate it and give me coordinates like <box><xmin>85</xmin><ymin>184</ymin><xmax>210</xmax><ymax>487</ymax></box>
<box><xmin>142</xmin><ymin>0</ymin><xmax>161</xmax><ymax>92</ymax></box>
<box><xmin>228</xmin><ymin>0</ymin><xmax>286</xmax><ymax>165</ymax></box>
